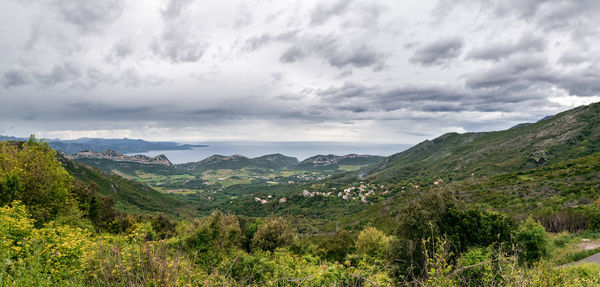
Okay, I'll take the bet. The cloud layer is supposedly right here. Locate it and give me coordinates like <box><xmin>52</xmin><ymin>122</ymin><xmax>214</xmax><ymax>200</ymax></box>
<box><xmin>0</xmin><ymin>0</ymin><xmax>599</xmax><ymax>143</ymax></box>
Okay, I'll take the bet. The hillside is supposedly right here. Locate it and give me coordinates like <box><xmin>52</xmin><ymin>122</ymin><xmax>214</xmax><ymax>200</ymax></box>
<box><xmin>178</xmin><ymin>154</ymin><xmax>256</xmax><ymax>171</ymax></box>
<box><xmin>346</xmin><ymin>150</ymin><xmax>600</xmax><ymax>236</ymax></box>
<box><xmin>456</xmin><ymin>151</ymin><xmax>600</xmax><ymax>218</ymax></box>
<box><xmin>178</xmin><ymin>153</ymin><xmax>382</xmax><ymax>172</ymax></box>
<box><xmin>251</xmin><ymin>153</ymin><xmax>300</xmax><ymax>169</ymax></box>
<box><xmin>297</xmin><ymin>154</ymin><xmax>384</xmax><ymax>170</ymax></box>
<box><xmin>58</xmin><ymin>154</ymin><xmax>194</xmax><ymax>218</ymax></box>
<box><xmin>362</xmin><ymin>102</ymin><xmax>600</xmax><ymax>183</ymax></box>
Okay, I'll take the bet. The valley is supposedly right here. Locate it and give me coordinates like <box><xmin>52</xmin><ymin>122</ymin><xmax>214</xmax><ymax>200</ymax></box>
<box><xmin>2</xmin><ymin>102</ymin><xmax>600</xmax><ymax>286</ymax></box>
<box><xmin>69</xmin><ymin>151</ymin><xmax>382</xmax><ymax>197</ymax></box>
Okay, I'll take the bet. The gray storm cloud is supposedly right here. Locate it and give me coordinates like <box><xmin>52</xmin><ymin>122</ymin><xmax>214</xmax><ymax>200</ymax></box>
<box><xmin>0</xmin><ymin>0</ymin><xmax>599</xmax><ymax>142</ymax></box>
<box><xmin>410</xmin><ymin>37</ymin><xmax>464</xmax><ymax>66</ymax></box>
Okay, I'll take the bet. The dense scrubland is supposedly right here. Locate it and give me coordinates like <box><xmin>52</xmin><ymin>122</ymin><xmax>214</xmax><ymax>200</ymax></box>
<box><xmin>2</xmin><ymin>102</ymin><xmax>600</xmax><ymax>286</ymax></box>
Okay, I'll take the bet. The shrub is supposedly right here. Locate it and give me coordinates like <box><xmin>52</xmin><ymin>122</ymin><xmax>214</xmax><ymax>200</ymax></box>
<box><xmin>422</xmin><ymin>238</ymin><xmax>456</xmax><ymax>287</ymax></box>
<box><xmin>515</xmin><ymin>217</ymin><xmax>549</xmax><ymax>266</ymax></box>
<box><xmin>209</xmin><ymin>211</ymin><xmax>242</xmax><ymax>250</ymax></box>
<box><xmin>390</xmin><ymin>189</ymin><xmax>518</xmax><ymax>281</ymax></box>
<box><xmin>33</xmin><ymin>222</ymin><xmax>92</xmax><ymax>279</ymax></box>
<box><xmin>537</xmin><ymin>209</ymin><xmax>590</xmax><ymax>233</ymax></box>
<box><xmin>318</xmin><ymin>229</ymin><xmax>354</xmax><ymax>263</ymax></box>
<box><xmin>457</xmin><ymin>247</ymin><xmax>494</xmax><ymax>286</ymax></box>
<box><xmin>390</xmin><ymin>190</ymin><xmax>456</xmax><ymax>279</ymax></box>
<box><xmin>87</xmin><ymin>241</ymin><xmax>193</xmax><ymax>286</ymax></box>
<box><xmin>252</xmin><ymin>217</ymin><xmax>294</xmax><ymax>252</ymax></box>
<box><xmin>0</xmin><ymin>201</ymin><xmax>35</xmax><ymax>258</ymax></box>
<box><xmin>439</xmin><ymin>207</ymin><xmax>515</xmax><ymax>253</ymax></box>
<box><xmin>355</xmin><ymin>226</ymin><xmax>390</xmax><ymax>259</ymax></box>
<box><xmin>151</xmin><ymin>214</ymin><xmax>176</xmax><ymax>240</ymax></box>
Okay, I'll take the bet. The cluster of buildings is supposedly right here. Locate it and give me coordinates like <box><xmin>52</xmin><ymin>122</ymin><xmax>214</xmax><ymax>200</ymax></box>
<box><xmin>301</xmin><ymin>183</ymin><xmax>390</xmax><ymax>204</ymax></box>
<box><xmin>254</xmin><ymin>195</ymin><xmax>287</xmax><ymax>204</ymax></box>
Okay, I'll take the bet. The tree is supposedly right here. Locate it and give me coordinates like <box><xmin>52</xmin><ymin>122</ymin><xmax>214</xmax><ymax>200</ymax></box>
<box><xmin>389</xmin><ymin>190</ymin><xmax>515</xmax><ymax>280</ymax></box>
<box><xmin>439</xmin><ymin>207</ymin><xmax>515</xmax><ymax>253</ymax></box>
<box><xmin>252</xmin><ymin>217</ymin><xmax>294</xmax><ymax>252</ymax></box>
<box><xmin>389</xmin><ymin>190</ymin><xmax>456</xmax><ymax>279</ymax></box>
<box><xmin>515</xmin><ymin>217</ymin><xmax>549</xmax><ymax>266</ymax></box>
<box><xmin>0</xmin><ymin>136</ymin><xmax>75</xmax><ymax>225</ymax></box>
<box><xmin>356</xmin><ymin>227</ymin><xmax>390</xmax><ymax>259</ymax></box>
<box><xmin>208</xmin><ymin>211</ymin><xmax>242</xmax><ymax>250</ymax></box>
<box><xmin>318</xmin><ymin>229</ymin><xmax>354</xmax><ymax>262</ymax></box>
<box><xmin>72</xmin><ymin>180</ymin><xmax>132</xmax><ymax>233</ymax></box>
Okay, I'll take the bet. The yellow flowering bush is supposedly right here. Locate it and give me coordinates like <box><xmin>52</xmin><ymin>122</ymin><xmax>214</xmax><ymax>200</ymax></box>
<box><xmin>0</xmin><ymin>201</ymin><xmax>35</xmax><ymax>258</ymax></box>
<box><xmin>32</xmin><ymin>222</ymin><xmax>92</xmax><ymax>278</ymax></box>
<box><xmin>128</xmin><ymin>221</ymin><xmax>156</xmax><ymax>243</ymax></box>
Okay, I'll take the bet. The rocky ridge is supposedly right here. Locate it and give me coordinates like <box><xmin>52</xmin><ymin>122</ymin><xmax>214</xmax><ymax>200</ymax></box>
<box><xmin>65</xmin><ymin>150</ymin><xmax>173</xmax><ymax>166</ymax></box>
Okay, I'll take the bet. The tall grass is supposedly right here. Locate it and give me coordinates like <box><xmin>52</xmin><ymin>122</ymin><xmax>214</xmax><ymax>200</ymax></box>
<box><xmin>90</xmin><ymin>242</ymin><xmax>181</xmax><ymax>286</ymax></box>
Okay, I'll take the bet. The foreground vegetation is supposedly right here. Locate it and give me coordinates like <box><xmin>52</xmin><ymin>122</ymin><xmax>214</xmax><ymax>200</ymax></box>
<box><xmin>2</xmin><ymin>137</ymin><xmax>600</xmax><ymax>286</ymax></box>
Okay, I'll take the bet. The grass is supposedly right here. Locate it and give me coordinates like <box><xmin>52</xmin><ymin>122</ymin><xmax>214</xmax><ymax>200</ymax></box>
<box><xmin>164</xmin><ymin>189</ymin><xmax>199</xmax><ymax>195</ymax></box>
<box><xmin>111</xmin><ymin>169</ymin><xmax>134</xmax><ymax>180</ymax></box>
<box><xmin>550</xmin><ymin>232</ymin><xmax>600</xmax><ymax>266</ymax></box>
<box><xmin>338</xmin><ymin>164</ymin><xmax>369</xmax><ymax>171</ymax></box>
<box><xmin>554</xmin><ymin>247</ymin><xmax>600</xmax><ymax>266</ymax></box>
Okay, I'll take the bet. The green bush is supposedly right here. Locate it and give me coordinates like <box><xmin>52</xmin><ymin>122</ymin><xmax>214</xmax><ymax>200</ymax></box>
<box><xmin>515</xmin><ymin>217</ymin><xmax>549</xmax><ymax>265</ymax></box>
<box><xmin>440</xmin><ymin>206</ymin><xmax>515</xmax><ymax>253</ymax></box>
<box><xmin>252</xmin><ymin>217</ymin><xmax>294</xmax><ymax>252</ymax></box>
<box><xmin>318</xmin><ymin>229</ymin><xmax>354</xmax><ymax>263</ymax></box>
<box><xmin>355</xmin><ymin>226</ymin><xmax>390</xmax><ymax>259</ymax></box>
<box><xmin>457</xmin><ymin>247</ymin><xmax>494</xmax><ymax>286</ymax></box>
<box><xmin>389</xmin><ymin>190</ymin><xmax>515</xmax><ymax>280</ymax></box>
<box><xmin>151</xmin><ymin>213</ymin><xmax>176</xmax><ymax>239</ymax></box>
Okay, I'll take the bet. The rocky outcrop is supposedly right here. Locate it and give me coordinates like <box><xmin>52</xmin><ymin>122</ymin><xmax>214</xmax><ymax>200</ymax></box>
<box><xmin>66</xmin><ymin>150</ymin><xmax>172</xmax><ymax>166</ymax></box>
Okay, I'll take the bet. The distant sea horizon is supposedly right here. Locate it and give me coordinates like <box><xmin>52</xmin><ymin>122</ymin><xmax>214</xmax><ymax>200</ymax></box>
<box><xmin>127</xmin><ymin>141</ymin><xmax>412</xmax><ymax>164</ymax></box>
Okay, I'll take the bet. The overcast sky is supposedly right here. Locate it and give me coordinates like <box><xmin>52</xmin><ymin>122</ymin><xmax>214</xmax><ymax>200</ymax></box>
<box><xmin>1</xmin><ymin>0</ymin><xmax>600</xmax><ymax>143</ymax></box>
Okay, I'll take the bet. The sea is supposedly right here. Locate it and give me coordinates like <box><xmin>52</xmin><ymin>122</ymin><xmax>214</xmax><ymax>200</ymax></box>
<box><xmin>128</xmin><ymin>142</ymin><xmax>411</xmax><ymax>164</ymax></box>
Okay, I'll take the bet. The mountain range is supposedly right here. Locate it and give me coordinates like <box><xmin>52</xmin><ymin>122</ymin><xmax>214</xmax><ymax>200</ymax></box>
<box><xmin>0</xmin><ymin>136</ymin><xmax>206</xmax><ymax>154</ymax></box>
<box><xmin>71</xmin><ymin>150</ymin><xmax>384</xmax><ymax>172</ymax></box>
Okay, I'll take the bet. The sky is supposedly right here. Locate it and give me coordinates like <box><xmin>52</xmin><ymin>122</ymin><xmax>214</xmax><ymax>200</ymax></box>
<box><xmin>1</xmin><ymin>0</ymin><xmax>600</xmax><ymax>144</ymax></box>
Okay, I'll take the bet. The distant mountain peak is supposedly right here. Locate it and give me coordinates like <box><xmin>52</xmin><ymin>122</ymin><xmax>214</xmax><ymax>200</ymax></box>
<box><xmin>66</xmin><ymin>150</ymin><xmax>172</xmax><ymax>166</ymax></box>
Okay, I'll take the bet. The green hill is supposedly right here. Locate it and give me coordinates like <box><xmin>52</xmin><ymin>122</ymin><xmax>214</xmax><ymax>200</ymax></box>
<box><xmin>251</xmin><ymin>153</ymin><xmax>300</xmax><ymax>169</ymax></box>
<box><xmin>362</xmin><ymin>102</ymin><xmax>600</xmax><ymax>183</ymax></box>
<box><xmin>178</xmin><ymin>154</ymin><xmax>255</xmax><ymax>172</ymax></box>
<box><xmin>58</xmin><ymin>155</ymin><xmax>194</xmax><ymax>218</ymax></box>
<box><xmin>297</xmin><ymin>154</ymin><xmax>384</xmax><ymax>170</ymax></box>
<box><xmin>346</xmin><ymin>150</ymin><xmax>600</xmax><ymax>235</ymax></box>
<box><xmin>453</xmin><ymin>151</ymin><xmax>600</xmax><ymax>216</ymax></box>
<box><xmin>73</xmin><ymin>157</ymin><xmax>179</xmax><ymax>176</ymax></box>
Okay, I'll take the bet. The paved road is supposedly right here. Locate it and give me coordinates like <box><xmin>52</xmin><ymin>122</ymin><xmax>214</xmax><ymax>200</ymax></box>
<box><xmin>557</xmin><ymin>252</ymin><xmax>600</xmax><ymax>268</ymax></box>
